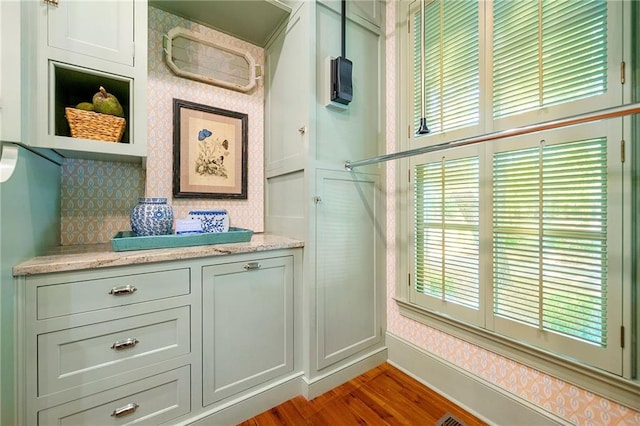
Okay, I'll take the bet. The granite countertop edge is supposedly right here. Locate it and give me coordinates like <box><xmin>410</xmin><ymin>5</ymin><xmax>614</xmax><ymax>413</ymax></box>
<box><xmin>13</xmin><ymin>233</ymin><xmax>304</xmax><ymax>276</ymax></box>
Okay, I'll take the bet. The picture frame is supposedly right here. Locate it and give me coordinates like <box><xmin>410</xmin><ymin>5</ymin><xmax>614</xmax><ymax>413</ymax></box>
<box><xmin>173</xmin><ymin>99</ymin><xmax>248</xmax><ymax>199</ymax></box>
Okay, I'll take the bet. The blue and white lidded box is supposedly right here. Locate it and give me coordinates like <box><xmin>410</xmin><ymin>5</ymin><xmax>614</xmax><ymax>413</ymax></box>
<box><xmin>188</xmin><ymin>210</ymin><xmax>230</xmax><ymax>233</ymax></box>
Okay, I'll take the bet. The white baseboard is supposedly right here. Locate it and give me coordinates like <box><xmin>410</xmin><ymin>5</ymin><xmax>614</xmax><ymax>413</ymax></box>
<box><xmin>386</xmin><ymin>333</ymin><xmax>570</xmax><ymax>426</ymax></box>
<box><xmin>181</xmin><ymin>347</ymin><xmax>388</xmax><ymax>425</ymax></box>
<box><xmin>301</xmin><ymin>346</ymin><xmax>388</xmax><ymax>400</ymax></box>
<box><xmin>182</xmin><ymin>373</ymin><xmax>303</xmax><ymax>426</ymax></box>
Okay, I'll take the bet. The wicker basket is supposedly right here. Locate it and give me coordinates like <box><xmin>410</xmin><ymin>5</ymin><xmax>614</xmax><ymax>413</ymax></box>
<box><xmin>65</xmin><ymin>107</ymin><xmax>126</xmax><ymax>142</ymax></box>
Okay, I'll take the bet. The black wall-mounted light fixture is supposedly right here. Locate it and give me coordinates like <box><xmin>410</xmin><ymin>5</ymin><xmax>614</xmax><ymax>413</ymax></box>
<box><xmin>330</xmin><ymin>0</ymin><xmax>353</xmax><ymax>105</ymax></box>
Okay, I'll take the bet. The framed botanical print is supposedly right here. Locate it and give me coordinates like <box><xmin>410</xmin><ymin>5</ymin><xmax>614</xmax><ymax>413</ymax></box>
<box><xmin>172</xmin><ymin>99</ymin><xmax>248</xmax><ymax>199</ymax></box>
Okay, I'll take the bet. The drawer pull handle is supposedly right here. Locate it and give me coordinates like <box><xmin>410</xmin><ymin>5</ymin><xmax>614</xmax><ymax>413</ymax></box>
<box><xmin>111</xmin><ymin>338</ymin><xmax>139</xmax><ymax>350</ymax></box>
<box><xmin>243</xmin><ymin>262</ymin><xmax>261</xmax><ymax>271</ymax></box>
<box><xmin>108</xmin><ymin>285</ymin><xmax>137</xmax><ymax>296</ymax></box>
<box><xmin>111</xmin><ymin>402</ymin><xmax>139</xmax><ymax>418</ymax></box>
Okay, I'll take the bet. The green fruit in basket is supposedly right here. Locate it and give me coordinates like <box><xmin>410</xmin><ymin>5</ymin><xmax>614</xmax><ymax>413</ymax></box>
<box><xmin>92</xmin><ymin>86</ymin><xmax>124</xmax><ymax>117</ymax></box>
<box><xmin>75</xmin><ymin>102</ymin><xmax>94</xmax><ymax>111</ymax></box>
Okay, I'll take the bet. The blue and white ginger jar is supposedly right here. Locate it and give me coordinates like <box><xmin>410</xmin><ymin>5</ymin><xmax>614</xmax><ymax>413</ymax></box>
<box><xmin>130</xmin><ymin>197</ymin><xmax>174</xmax><ymax>236</ymax></box>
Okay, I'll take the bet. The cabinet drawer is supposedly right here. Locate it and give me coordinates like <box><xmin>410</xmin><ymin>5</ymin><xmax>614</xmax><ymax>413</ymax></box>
<box><xmin>38</xmin><ymin>365</ymin><xmax>190</xmax><ymax>426</ymax></box>
<box><xmin>36</xmin><ymin>268</ymin><xmax>190</xmax><ymax>319</ymax></box>
<box><xmin>38</xmin><ymin>307</ymin><xmax>190</xmax><ymax>396</ymax></box>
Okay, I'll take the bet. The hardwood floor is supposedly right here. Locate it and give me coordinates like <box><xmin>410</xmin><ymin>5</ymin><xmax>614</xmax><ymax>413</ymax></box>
<box><xmin>238</xmin><ymin>363</ymin><xmax>487</xmax><ymax>425</ymax></box>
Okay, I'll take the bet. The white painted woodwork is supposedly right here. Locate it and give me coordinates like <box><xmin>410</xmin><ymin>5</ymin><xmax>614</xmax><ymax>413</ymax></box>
<box><xmin>351</xmin><ymin>0</ymin><xmax>383</xmax><ymax>27</ymax></box>
<box><xmin>46</xmin><ymin>0</ymin><xmax>135</xmax><ymax>67</ymax></box>
<box><xmin>202</xmin><ymin>255</ymin><xmax>294</xmax><ymax>405</ymax></box>
<box><xmin>0</xmin><ymin>1</ymin><xmax>21</xmax><ymax>143</ymax></box>
<box><xmin>37</xmin><ymin>366</ymin><xmax>191</xmax><ymax>426</ymax></box>
<box><xmin>148</xmin><ymin>0</ymin><xmax>291</xmax><ymax>48</ymax></box>
<box><xmin>265</xmin><ymin>171</ymin><xmax>306</xmax><ymax>240</ymax></box>
<box><xmin>315</xmin><ymin>169</ymin><xmax>382</xmax><ymax>369</ymax></box>
<box><xmin>319</xmin><ymin>0</ymin><xmax>383</xmax><ymax>31</ymax></box>
<box><xmin>36</xmin><ymin>267</ymin><xmax>190</xmax><ymax>319</ymax></box>
<box><xmin>278</xmin><ymin>0</ymin><xmax>303</xmax><ymax>15</ymax></box>
<box><xmin>315</xmin><ymin>3</ymin><xmax>382</xmax><ymax>165</ymax></box>
<box><xmin>2</xmin><ymin>147</ymin><xmax>62</xmax><ymax>426</ymax></box>
<box><xmin>386</xmin><ymin>334</ymin><xmax>563</xmax><ymax>425</ymax></box>
<box><xmin>21</xmin><ymin>0</ymin><xmax>148</xmax><ymax>162</ymax></box>
<box><xmin>16</xmin><ymin>249</ymin><xmax>303</xmax><ymax>425</ymax></box>
<box><xmin>264</xmin><ymin>0</ymin><xmax>386</xmax><ymax>379</ymax></box>
<box><xmin>265</xmin><ymin>11</ymin><xmax>310</xmax><ymax>177</ymax></box>
<box><xmin>37</xmin><ymin>306</ymin><xmax>190</xmax><ymax>396</ymax></box>
<box><xmin>19</xmin><ymin>261</ymin><xmax>195</xmax><ymax>425</ymax></box>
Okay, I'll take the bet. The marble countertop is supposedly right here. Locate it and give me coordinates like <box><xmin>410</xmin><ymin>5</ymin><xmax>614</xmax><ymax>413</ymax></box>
<box><xmin>13</xmin><ymin>233</ymin><xmax>304</xmax><ymax>276</ymax></box>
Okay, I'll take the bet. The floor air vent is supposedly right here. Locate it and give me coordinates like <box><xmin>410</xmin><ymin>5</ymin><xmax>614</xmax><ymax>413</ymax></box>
<box><xmin>436</xmin><ymin>413</ymin><xmax>467</xmax><ymax>426</ymax></box>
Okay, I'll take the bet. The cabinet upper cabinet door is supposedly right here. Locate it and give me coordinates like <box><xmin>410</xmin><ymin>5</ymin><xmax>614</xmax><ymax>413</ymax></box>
<box><xmin>47</xmin><ymin>0</ymin><xmax>135</xmax><ymax>66</ymax></box>
<box><xmin>265</xmin><ymin>12</ymin><xmax>310</xmax><ymax>175</ymax></box>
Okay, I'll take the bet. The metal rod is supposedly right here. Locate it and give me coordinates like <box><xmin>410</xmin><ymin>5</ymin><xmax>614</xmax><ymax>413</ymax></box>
<box><xmin>345</xmin><ymin>102</ymin><xmax>640</xmax><ymax>171</ymax></box>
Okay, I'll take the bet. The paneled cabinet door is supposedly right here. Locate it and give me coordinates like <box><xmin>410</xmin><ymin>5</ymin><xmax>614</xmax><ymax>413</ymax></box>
<box><xmin>265</xmin><ymin>9</ymin><xmax>310</xmax><ymax>175</ymax></box>
<box><xmin>315</xmin><ymin>169</ymin><xmax>382</xmax><ymax>370</ymax></box>
<box><xmin>202</xmin><ymin>256</ymin><xmax>294</xmax><ymax>406</ymax></box>
<box><xmin>46</xmin><ymin>0</ymin><xmax>135</xmax><ymax>66</ymax></box>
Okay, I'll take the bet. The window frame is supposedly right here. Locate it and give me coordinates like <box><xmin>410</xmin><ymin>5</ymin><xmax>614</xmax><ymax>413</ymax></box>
<box><xmin>409</xmin><ymin>144</ymin><xmax>487</xmax><ymax>327</ymax></box>
<box><xmin>395</xmin><ymin>0</ymin><xmax>638</xmax><ymax>411</ymax></box>
<box><xmin>489</xmin><ymin>0</ymin><xmax>622</xmax><ymax>131</ymax></box>
<box><xmin>487</xmin><ymin>121</ymin><xmax>624</xmax><ymax>375</ymax></box>
<box><xmin>408</xmin><ymin>121</ymin><xmax>625</xmax><ymax>373</ymax></box>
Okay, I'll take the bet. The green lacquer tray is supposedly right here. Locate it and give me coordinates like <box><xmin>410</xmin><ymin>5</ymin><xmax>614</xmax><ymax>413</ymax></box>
<box><xmin>111</xmin><ymin>227</ymin><xmax>254</xmax><ymax>252</ymax></box>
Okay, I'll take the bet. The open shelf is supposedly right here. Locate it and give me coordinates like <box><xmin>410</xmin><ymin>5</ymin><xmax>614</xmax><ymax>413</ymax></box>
<box><xmin>52</xmin><ymin>62</ymin><xmax>132</xmax><ymax>144</ymax></box>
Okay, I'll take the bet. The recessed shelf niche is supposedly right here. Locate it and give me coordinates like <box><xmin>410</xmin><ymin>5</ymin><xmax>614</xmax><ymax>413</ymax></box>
<box><xmin>51</xmin><ymin>62</ymin><xmax>132</xmax><ymax>144</ymax></box>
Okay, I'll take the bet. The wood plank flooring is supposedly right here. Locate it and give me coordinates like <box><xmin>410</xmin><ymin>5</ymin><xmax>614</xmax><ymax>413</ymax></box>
<box><xmin>238</xmin><ymin>363</ymin><xmax>487</xmax><ymax>426</ymax></box>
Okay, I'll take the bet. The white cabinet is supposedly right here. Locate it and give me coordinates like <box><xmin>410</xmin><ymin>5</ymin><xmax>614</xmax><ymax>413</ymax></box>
<box><xmin>21</xmin><ymin>0</ymin><xmax>148</xmax><ymax>162</ymax></box>
<box><xmin>201</xmin><ymin>255</ymin><xmax>295</xmax><ymax>405</ymax></box>
<box><xmin>264</xmin><ymin>0</ymin><xmax>386</xmax><ymax>382</ymax></box>
<box><xmin>37</xmin><ymin>366</ymin><xmax>191</xmax><ymax>426</ymax></box>
<box><xmin>37</xmin><ymin>307</ymin><xmax>191</xmax><ymax>396</ymax></box>
<box><xmin>17</xmin><ymin>262</ymin><xmax>194</xmax><ymax>426</ymax></box>
<box><xmin>265</xmin><ymin>10</ymin><xmax>311</xmax><ymax>177</ymax></box>
<box><xmin>15</xmin><ymin>247</ymin><xmax>303</xmax><ymax>425</ymax></box>
<box><xmin>46</xmin><ymin>0</ymin><xmax>135</xmax><ymax>67</ymax></box>
<box><xmin>315</xmin><ymin>169</ymin><xmax>383</xmax><ymax>369</ymax></box>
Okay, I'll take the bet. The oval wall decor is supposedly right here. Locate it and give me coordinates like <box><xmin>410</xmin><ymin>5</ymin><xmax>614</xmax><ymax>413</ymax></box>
<box><xmin>163</xmin><ymin>27</ymin><xmax>260</xmax><ymax>93</ymax></box>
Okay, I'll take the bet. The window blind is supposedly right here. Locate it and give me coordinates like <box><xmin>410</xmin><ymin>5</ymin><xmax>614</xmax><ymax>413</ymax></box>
<box><xmin>406</xmin><ymin>0</ymin><xmax>624</xmax><ymax>376</ymax></box>
<box><xmin>493</xmin><ymin>0</ymin><xmax>608</xmax><ymax>118</ymax></box>
<box><xmin>412</xmin><ymin>0</ymin><xmax>479</xmax><ymax>134</ymax></box>
<box><xmin>414</xmin><ymin>156</ymin><xmax>480</xmax><ymax>309</ymax></box>
<box><xmin>492</xmin><ymin>138</ymin><xmax>608</xmax><ymax>346</ymax></box>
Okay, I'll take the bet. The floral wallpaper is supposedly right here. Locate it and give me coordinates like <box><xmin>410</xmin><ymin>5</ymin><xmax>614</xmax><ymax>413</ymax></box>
<box><xmin>383</xmin><ymin>1</ymin><xmax>640</xmax><ymax>425</ymax></box>
<box><xmin>61</xmin><ymin>6</ymin><xmax>264</xmax><ymax>245</ymax></box>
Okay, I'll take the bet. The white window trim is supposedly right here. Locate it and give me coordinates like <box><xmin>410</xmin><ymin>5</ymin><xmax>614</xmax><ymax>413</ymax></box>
<box><xmin>394</xmin><ymin>0</ymin><xmax>639</xmax><ymax>411</ymax></box>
